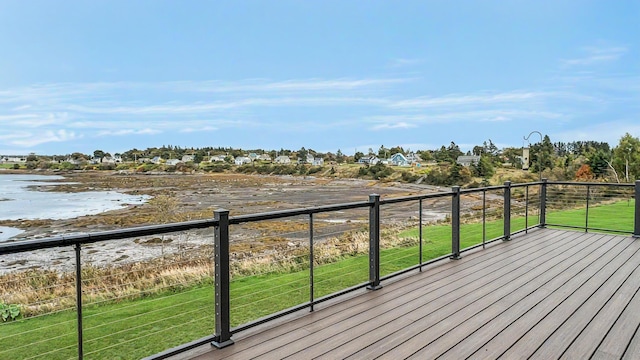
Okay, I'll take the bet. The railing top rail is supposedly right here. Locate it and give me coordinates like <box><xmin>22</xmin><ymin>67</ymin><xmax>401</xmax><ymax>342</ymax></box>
<box><xmin>229</xmin><ymin>200</ymin><xmax>371</xmax><ymax>224</ymax></box>
<box><xmin>379</xmin><ymin>190</ymin><xmax>453</xmax><ymax>205</ymax></box>
<box><xmin>545</xmin><ymin>181</ymin><xmax>635</xmax><ymax>187</ymax></box>
<box><xmin>510</xmin><ymin>182</ymin><xmax>542</xmax><ymax>188</ymax></box>
<box><xmin>459</xmin><ymin>184</ymin><xmax>506</xmax><ymax>194</ymax></box>
<box><xmin>0</xmin><ymin>218</ymin><xmax>217</xmax><ymax>255</ymax></box>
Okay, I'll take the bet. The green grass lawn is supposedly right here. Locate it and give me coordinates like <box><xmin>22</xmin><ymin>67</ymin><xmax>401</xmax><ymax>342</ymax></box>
<box><xmin>546</xmin><ymin>199</ymin><xmax>635</xmax><ymax>233</ymax></box>
<box><xmin>0</xmin><ymin>200</ymin><xmax>633</xmax><ymax>359</ymax></box>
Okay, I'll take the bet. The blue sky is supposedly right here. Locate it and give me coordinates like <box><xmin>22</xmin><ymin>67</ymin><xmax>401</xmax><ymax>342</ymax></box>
<box><xmin>1</xmin><ymin>1</ymin><xmax>638</xmax><ymax>156</ymax></box>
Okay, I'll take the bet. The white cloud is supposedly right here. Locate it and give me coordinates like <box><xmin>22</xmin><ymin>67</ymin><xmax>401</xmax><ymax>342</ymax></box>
<box><xmin>371</xmin><ymin>121</ymin><xmax>417</xmax><ymax>130</ymax></box>
<box><xmin>97</xmin><ymin>128</ymin><xmax>161</xmax><ymax>136</ymax></box>
<box><xmin>561</xmin><ymin>46</ymin><xmax>627</xmax><ymax>67</ymax></box>
<box><xmin>7</xmin><ymin>130</ymin><xmax>81</xmax><ymax>147</ymax></box>
<box><xmin>390</xmin><ymin>91</ymin><xmax>552</xmax><ymax>109</ymax></box>
<box><xmin>389</xmin><ymin>58</ymin><xmax>423</xmax><ymax>68</ymax></box>
<box><xmin>366</xmin><ymin>110</ymin><xmax>565</xmax><ymax>126</ymax></box>
<box><xmin>553</xmin><ymin>120</ymin><xmax>640</xmax><ymax>146</ymax></box>
<box><xmin>179</xmin><ymin>126</ymin><xmax>218</xmax><ymax>133</ymax></box>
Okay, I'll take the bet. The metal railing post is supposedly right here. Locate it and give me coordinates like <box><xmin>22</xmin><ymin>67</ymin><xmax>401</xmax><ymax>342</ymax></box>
<box><xmin>585</xmin><ymin>185</ymin><xmax>590</xmax><ymax>232</ymax></box>
<box><xmin>75</xmin><ymin>244</ymin><xmax>83</xmax><ymax>360</ymax></box>
<box><xmin>482</xmin><ymin>188</ymin><xmax>487</xmax><ymax>247</ymax></box>
<box><xmin>309</xmin><ymin>213</ymin><xmax>315</xmax><ymax>311</ymax></box>
<box><xmin>451</xmin><ymin>186</ymin><xmax>461</xmax><ymax>260</ymax></box>
<box><xmin>635</xmin><ymin>180</ymin><xmax>640</xmax><ymax>238</ymax></box>
<box><xmin>540</xmin><ymin>178</ymin><xmax>547</xmax><ymax>227</ymax></box>
<box><xmin>368</xmin><ymin>194</ymin><xmax>382</xmax><ymax>290</ymax></box>
<box><xmin>503</xmin><ymin>181</ymin><xmax>511</xmax><ymax>241</ymax></box>
<box><xmin>525</xmin><ymin>185</ymin><xmax>529</xmax><ymax>233</ymax></box>
<box><xmin>419</xmin><ymin>199</ymin><xmax>423</xmax><ymax>271</ymax></box>
<box><xmin>212</xmin><ymin>209</ymin><xmax>234</xmax><ymax>348</ymax></box>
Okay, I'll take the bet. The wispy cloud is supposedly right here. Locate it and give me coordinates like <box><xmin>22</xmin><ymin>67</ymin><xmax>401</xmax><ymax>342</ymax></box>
<box><xmin>6</xmin><ymin>130</ymin><xmax>81</xmax><ymax>147</ymax></box>
<box><xmin>366</xmin><ymin>109</ymin><xmax>566</xmax><ymax>126</ymax></box>
<box><xmin>389</xmin><ymin>91</ymin><xmax>556</xmax><ymax>109</ymax></box>
<box><xmin>553</xmin><ymin>120</ymin><xmax>640</xmax><ymax>146</ymax></box>
<box><xmin>179</xmin><ymin>126</ymin><xmax>217</xmax><ymax>133</ymax></box>
<box><xmin>371</xmin><ymin>121</ymin><xmax>417</xmax><ymax>130</ymax></box>
<box><xmin>96</xmin><ymin>129</ymin><xmax>161</xmax><ymax>137</ymax></box>
<box><xmin>389</xmin><ymin>58</ymin><xmax>423</xmax><ymax>68</ymax></box>
<box><xmin>561</xmin><ymin>46</ymin><xmax>627</xmax><ymax>67</ymax></box>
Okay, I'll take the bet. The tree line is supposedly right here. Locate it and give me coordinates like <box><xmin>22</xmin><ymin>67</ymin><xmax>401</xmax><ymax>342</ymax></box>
<box><xmin>17</xmin><ymin>132</ymin><xmax>640</xmax><ymax>183</ymax></box>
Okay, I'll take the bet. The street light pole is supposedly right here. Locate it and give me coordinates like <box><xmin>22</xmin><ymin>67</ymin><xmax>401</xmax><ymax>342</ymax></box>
<box><xmin>524</xmin><ymin>131</ymin><xmax>544</xmax><ymax>182</ymax></box>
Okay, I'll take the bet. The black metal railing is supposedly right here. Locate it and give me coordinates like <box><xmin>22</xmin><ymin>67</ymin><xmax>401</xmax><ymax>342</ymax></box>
<box><xmin>0</xmin><ymin>180</ymin><xmax>638</xmax><ymax>360</ymax></box>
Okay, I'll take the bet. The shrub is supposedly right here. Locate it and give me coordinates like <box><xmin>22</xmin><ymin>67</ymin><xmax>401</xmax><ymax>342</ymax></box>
<box><xmin>0</xmin><ymin>302</ymin><xmax>21</xmax><ymax>322</ymax></box>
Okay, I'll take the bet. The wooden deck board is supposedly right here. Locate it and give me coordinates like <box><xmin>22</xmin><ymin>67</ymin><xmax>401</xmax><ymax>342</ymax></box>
<box><xmin>374</xmin><ymin>233</ymin><xmax>611</xmax><ymax>360</ymax></box>
<box><xmin>529</xmin><ymin>238</ymin><xmax>640</xmax><ymax>359</ymax></box>
<box><xmin>302</xmin><ymin>232</ymin><xmax>583</xmax><ymax>359</ymax></box>
<box><xmin>169</xmin><ymin>229</ymin><xmax>640</xmax><ymax>360</ymax></box>
<box><xmin>420</xmin><ymin>234</ymin><xmax>628</xmax><ymax>360</ymax></box>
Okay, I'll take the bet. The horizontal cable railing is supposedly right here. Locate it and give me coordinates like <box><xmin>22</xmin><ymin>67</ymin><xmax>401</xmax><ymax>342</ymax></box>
<box><xmin>545</xmin><ymin>181</ymin><xmax>636</xmax><ymax>234</ymax></box>
<box><xmin>1</xmin><ymin>180</ymin><xmax>639</xmax><ymax>360</ymax></box>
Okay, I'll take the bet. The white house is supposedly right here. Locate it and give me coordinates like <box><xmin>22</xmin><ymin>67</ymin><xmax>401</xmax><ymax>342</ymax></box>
<box><xmin>182</xmin><ymin>155</ymin><xmax>195</xmax><ymax>163</ymax></box>
<box><xmin>1</xmin><ymin>156</ymin><xmax>27</xmax><ymax>163</ymax></box>
<box><xmin>234</xmin><ymin>157</ymin><xmax>251</xmax><ymax>165</ymax></box>
<box><xmin>166</xmin><ymin>159</ymin><xmax>181</xmax><ymax>166</ymax></box>
<box><xmin>406</xmin><ymin>152</ymin><xmax>422</xmax><ymax>165</ymax></box>
<box><xmin>312</xmin><ymin>157</ymin><xmax>324</xmax><ymax>166</ymax></box>
<box><xmin>210</xmin><ymin>155</ymin><xmax>227</xmax><ymax>162</ymax></box>
<box><xmin>275</xmin><ymin>155</ymin><xmax>291</xmax><ymax>164</ymax></box>
<box><xmin>358</xmin><ymin>156</ymin><xmax>381</xmax><ymax>165</ymax></box>
<box><xmin>258</xmin><ymin>154</ymin><xmax>272</xmax><ymax>161</ymax></box>
<box><xmin>456</xmin><ymin>155</ymin><xmax>481</xmax><ymax>167</ymax></box>
<box><xmin>102</xmin><ymin>155</ymin><xmax>122</xmax><ymax>164</ymax></box>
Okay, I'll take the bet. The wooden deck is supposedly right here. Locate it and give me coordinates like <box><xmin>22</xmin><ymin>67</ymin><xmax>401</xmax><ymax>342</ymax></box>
<box><xmin>174</xmin><ymin>229</ymin><xmax>640</xmax><ymax>359</ymax></box>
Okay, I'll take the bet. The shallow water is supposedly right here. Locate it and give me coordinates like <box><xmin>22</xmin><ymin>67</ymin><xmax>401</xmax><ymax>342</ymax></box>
<box><xmin>0</xmin><ymin>174</ymin><xmax>150</xmax><ymax>241</ymax></box>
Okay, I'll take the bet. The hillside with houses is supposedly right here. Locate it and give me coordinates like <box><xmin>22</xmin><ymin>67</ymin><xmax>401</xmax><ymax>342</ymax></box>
<box><xmin>3</xmin><ymin>133</ymin><xmax>640</xmax><ymax>185</ymax></box>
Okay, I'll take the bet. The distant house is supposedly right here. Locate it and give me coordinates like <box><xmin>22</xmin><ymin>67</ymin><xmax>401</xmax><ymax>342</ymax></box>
<box><xmin>166</xmin><ymin>159</ymin><xmax>181</xmax><ymax>166</ymax></box>
<box><xmin>358</xmin><ymin>156</ymin><xmax>381</xmax><ymax>165</ymax></box>
<box><xmin>210</xmin><ymin>155</ymin><xmax>227</xmax><ymax>162</ymax></box>
<box><xmin>275</xmin><ymin>155</ymin><xmax>291</xmax><ymax>164</ymax></box>
<box><xmin>248</xmin><ymin>153</ymin><xmax>259</xmax><ymax>161</ymax></box>
<box><xmin>102</xmin><ymin>155</ymin><xmax>122</xmax><ymax>164</ymax></box>
<box><xmin>1</xmin><ymin>156</ymin><xmax>27</xmax><ymax>163</ymax></box>
<box><xmin>312</xmin><ymin>157</ymin><xmax>324</xmax><ymax>166</ymax></box>
<box><xmin>306</xmin><ymin>154</ymin><xmax>314</xmax><ymax>164</ymax></box>
<box><xmin>457</xmin><ymin>155</ymin><xmax>481</xmax><ymax>166</ymax></box>
<box><xmin>234</xmin><ymin>157</ymin><xmax>251</xmax><ymax>165</ymax></box>
<box><xmin>182</xmin><ymin>155</ymin><xmax>195</xmax><ymax>163</ymax></box>
<box><xmin>151</xmin><ymin>156</ymin><xmax>162</xmax><ymax>164</ymax></box>
<box><xmin>389</xmin><ymin>153</ymin><xmax>409</xmax><ymax>166</ymax></box>
<box><xmin>65</xmin><ymin>157</ymin><xmax>82</xmax><ymax>165</ymax></box>
<box><xmin>406</xmin><ymin>152</ymin><xmax>422</xmax><ymax>165</ymax></box>
<box><xmin>258</xmin><ymin>154</ymin><xmax>272</xmax><ymax>162</ymax></box>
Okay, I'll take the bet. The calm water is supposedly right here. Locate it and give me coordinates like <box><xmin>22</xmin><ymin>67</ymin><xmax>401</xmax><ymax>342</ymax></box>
<box><xmin>0</xmin><ymin>174</ymin><xmax>150</xmax><ymax>241</ymax></box>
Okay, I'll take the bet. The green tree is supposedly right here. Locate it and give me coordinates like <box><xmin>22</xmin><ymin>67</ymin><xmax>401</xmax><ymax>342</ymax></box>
<box><xmin>612</xmin><ymin>133</ymin><xmax>640</xmax><ymax>182</ymax></box>
<box><xmin>336</xmin><ymin>149</ymin><xmax>345</xmax><ymax>163</ymax></box>
<box><xmin>93</xmin><ymin>150</ymin><xmax>105</xmax><ymax>162</ymax></box>
<box><xmin>471</xmin><ymin>155</ymin><xmax>495</xmax><ymax>179</ymax></box>
<box><xmin>587</xmin><ymin>150</ymin><xmax>610</xmax><ymax>179</ymax></box>
<box><xmin>297</xmin><ymin>147</ymin><xmax>308</xmax><ymax>162</ymax></box>
<box><xmin>530</xmin><ymin>135</ymin><xmax>554</xmax><ymax>175</ymax></box>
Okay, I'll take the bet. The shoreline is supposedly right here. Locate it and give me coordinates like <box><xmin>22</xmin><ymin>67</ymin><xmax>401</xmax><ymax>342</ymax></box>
<box><xmin>0</xmin><ymin>171</ymin><xmax>447</xmax><ymax>274</ymax></box>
